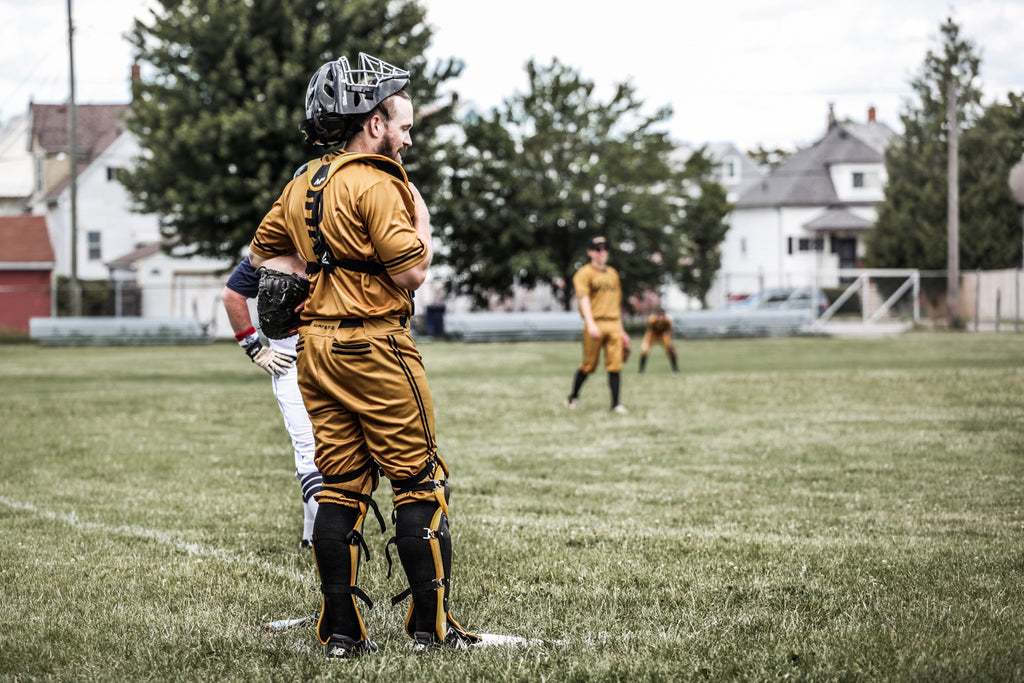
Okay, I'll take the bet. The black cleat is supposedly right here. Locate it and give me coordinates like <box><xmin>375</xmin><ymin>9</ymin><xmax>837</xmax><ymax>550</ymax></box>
<box><xmin>324</xmin><ymin>634</ymin><xmax>378</xmax><ymax>659</ymax></box>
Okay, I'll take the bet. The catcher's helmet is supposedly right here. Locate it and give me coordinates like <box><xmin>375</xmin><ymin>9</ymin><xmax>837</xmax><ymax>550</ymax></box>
<box><xmin>299</xmin><ymin>53</ymin><xmax>410</xmax><ymax>146</ymax></box>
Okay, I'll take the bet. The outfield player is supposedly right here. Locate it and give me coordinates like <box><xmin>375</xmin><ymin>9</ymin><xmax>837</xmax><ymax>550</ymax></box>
<box><xmin>221</xmin><ymin>256</ymin><xmax>322</xmax><ymax>549</ymax></box>
<box><xmin>565</xmin><ymin>235</ymin><xmax>630</xmax><ymax>413</ymax></box>
<box><xmin>248</xmin><ymin>53</ymin><xmax>478</xmax><ymax>658</ymax></box>
<box><xmin>639</xmin><ymin>308</ymin><xmax>679</xmax><ymax>374</ymax></box>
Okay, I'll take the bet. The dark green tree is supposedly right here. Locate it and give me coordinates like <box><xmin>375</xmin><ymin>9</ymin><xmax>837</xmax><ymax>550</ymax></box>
<box><xmin>674</xmin><ymin>148</ymin><xmax>733</xmax><ymax>309</ymax></box>
<box><xmin>865</xmin><ymin>16</ymin><xmax>1018</xmax><ymax>279</ymax></box>
<box><xmin>121</xmin><ymin>0</ymin><xmax>461</xmax><ymax>263</ymax></box>
<box><xmin>432</xmin><ymin>58</ymin><xmax>684</xmax><ymax>311</ymax></box>
<box><xmin>958</xmin><ymin>92</ymin><xmax>1024</xmax><ymax>268</ymax></box>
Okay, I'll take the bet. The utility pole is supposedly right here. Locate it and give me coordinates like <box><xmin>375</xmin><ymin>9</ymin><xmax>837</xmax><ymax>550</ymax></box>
<box><xmin>946</xmin><ymin>81</ymin><xmax>960</xmax><ymax>328</ymax></box>
<box><xmin>67</xmin><ymin>0</ymin><xmax>81</xmax><ymax>316</ymax></box>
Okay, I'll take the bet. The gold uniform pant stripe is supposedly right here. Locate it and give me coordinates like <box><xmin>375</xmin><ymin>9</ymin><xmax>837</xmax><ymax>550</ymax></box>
<box><xmin>386</xmin><ymin>334</ymin><xmax>435</xmax><ymax>453</ymax></box>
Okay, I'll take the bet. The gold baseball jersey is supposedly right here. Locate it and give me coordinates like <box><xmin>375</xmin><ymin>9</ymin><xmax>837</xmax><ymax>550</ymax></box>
<box><xmin>250</xmin><ymin>150</ymin><xmax>424</xmax><ymax>319</ymax></box>
<box><xmin>646</xmin><ymin>315</ymin><xmax>671</xmax><ymax>336</ymax></box>
<box><xmin>642</xmin><ymin>315</ymin><xmax>673</xmax><ymax>351</ymax></box>
<box><xmin>572</xmin><ymin>263</ymin><xmax>622</xmax><ymax>319</ymax></box>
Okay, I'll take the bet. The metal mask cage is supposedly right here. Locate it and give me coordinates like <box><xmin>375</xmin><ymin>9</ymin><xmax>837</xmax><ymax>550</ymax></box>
<box><xmin>344</xmin><ymin>53</ymin><xmax>410</xmax><ymax>89</ymax></box>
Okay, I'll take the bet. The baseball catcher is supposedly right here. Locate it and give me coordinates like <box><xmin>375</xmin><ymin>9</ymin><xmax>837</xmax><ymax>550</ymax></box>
<box><xmin>248</xmin><ymin>52</ymin><xmax>479</xmax><ymax>659</ymax></box>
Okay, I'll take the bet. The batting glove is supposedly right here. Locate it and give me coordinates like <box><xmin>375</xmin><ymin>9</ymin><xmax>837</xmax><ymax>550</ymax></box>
<box><xmin>250</xmin><ymin>346</ymin><xmax>295</xmax><ymax>378</ymax></box>
<box><xmin>236</xmin><ymin>326</ymin><xmax>294</xmax><ymax>378</ymax></box>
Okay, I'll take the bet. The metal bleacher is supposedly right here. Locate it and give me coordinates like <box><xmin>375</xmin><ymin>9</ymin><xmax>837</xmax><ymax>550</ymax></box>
<box><xmin>670</xmin><ymin>309</ymin><xmax>817</xmax><ymax>338</ymax></box>
<box><xmin>29</xmin><ymin>317</ymin><xmax>213</xmax><ymax>346</ymax></box>
<box><xmin>442</xmin><ymin>311</ymin><xmax>581</xmax><ymax>342</ymax></box>
<box><xmin>438</xmin><ymin>308</ymin><xmax>817</xmax><ymax>342</ymax></box>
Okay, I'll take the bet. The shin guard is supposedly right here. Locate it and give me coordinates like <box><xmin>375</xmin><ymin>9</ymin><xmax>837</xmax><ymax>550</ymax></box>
<box><xmin>387</xmin><ymin>457</ymin><xmax>479</xmax><ymax>645</ymax></box>
<box><xmin>312</xmin><ymin>502</ymin><xmax>374</xmax><ymax>645</ymax></box>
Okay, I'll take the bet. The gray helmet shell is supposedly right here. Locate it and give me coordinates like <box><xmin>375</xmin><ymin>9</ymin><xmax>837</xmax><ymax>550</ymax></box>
<box><xmin>299</xmin><ymin>53</ymin><xmax>410</xmax><ymax>146</ymax></box>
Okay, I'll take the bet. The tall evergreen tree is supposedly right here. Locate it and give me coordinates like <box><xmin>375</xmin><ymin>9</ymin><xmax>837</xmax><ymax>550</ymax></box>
<box><xmin>432</xmin><ymin>58</ymin><xmax>684</xmax><ymax>311</ymax></box>
<box><xmin>121</xmin><ymin>0</ymin><xmax>460</xmax><ymax>262</ymax></box>
<box><xmin>865</xmin><ymin>17</ymin><xmax>1022</xmax><ymax>277</ymax></box>
<box><xmin>959</xmin><ymin>92</ymin><xmax>1024</xmax><ymax>269</ymax></box>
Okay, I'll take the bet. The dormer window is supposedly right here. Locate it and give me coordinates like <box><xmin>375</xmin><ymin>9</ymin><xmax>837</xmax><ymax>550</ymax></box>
<box><xmin>721</xmin><ymin>157</ymin><xmax>739</xmax><ymax>184</ymax></box>
<box><xmin>852</xmin><ymin>172</ymin><xmax>865</xmax><ymax>188</ymax></box>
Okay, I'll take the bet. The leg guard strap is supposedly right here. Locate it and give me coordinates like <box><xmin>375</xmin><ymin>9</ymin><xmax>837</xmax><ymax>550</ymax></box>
<box><xmin>390</xmin><ymin>454</ymin><xmax>451</xmax><ymax>516</ymax></box>
<box><xmin>322</xmin><ymin>462</ymin><xmax>386</xmax><ymax>534</ymax></box>
<box><xmin>322</xmin><ymin>583</ymin><xmax>374</xmax><ymax>610</ymax></box>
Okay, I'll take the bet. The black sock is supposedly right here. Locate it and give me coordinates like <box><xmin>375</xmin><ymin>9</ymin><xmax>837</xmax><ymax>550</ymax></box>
<box><xmin>609</xmin><ymin>372</ymin><xmax>621</xmax><ymax>407</ymax></box>
<box><xmin>569</xmin><ymin>369</ymin><xmax>588</xmax><ymax>399</ymax></box>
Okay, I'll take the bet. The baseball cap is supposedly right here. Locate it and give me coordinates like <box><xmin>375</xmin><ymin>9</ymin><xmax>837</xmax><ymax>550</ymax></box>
<box><xmin>588</xmin><ymin>236</ymin><xmax>608</xmax><ymax>250</ymax></box>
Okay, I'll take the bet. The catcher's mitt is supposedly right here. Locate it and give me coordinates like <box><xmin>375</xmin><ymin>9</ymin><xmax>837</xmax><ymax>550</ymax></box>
<box><xmin>257</xmin><ymin>268</ymin><xmax>310</xmax><ymax>339</ymax></box>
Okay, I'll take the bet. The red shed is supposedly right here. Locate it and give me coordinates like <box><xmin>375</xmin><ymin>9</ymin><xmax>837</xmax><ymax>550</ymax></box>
<box><xmin>0</xmin><ymin>215</ymin><xmax>55</xmax><ymax>333</ymax></box>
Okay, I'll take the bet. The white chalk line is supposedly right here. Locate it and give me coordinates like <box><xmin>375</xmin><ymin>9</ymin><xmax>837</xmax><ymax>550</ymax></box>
<box><xmin>2</xmin><ymin>495</ymin><xmax>564</xmax><ymax>647</ymax></box>
<box><xmin>0</xmin><ymin>495</ymin><xmax>308</xmax><ymax>583</ymax></box>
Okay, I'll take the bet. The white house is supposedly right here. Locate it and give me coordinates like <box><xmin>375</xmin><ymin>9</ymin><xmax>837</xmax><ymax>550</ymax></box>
<box><xmin>0</xmin><ymin>101</ymin><xmax>237</xmax><ymax>336</ymax></box>
<box><xmin>704</xmin><ymin>141</ymin><xmax>766</xmax><ymax>203</ymax></box>
<box><xmin>0</xmin><ymin>113</ymin><xmax>34</xmax><ymax>215</ymax></box>
<box><xmin>712</xmin><ymin>105</ymin><xmax>896</xmax><ymax>305</ymax></box>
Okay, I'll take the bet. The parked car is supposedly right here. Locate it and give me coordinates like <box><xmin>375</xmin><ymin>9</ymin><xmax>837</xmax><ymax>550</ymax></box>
<box><xmin>725</xmin><ymin>287</ymin><xmax>830</xmax><ymax>316</ymax></box>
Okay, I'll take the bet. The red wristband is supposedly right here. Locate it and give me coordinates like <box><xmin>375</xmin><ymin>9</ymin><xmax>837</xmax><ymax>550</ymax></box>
<box><xmin>234</xmin><ymin>326</ymin><xmax>256</xmax><ymax>342</ymax></box>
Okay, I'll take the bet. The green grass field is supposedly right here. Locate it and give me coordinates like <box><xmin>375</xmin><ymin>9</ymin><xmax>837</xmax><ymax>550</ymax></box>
<box><xmin>1</xmin><ymin>332</ymin><xmax>1022</xmax><ymax>681</ymax></box>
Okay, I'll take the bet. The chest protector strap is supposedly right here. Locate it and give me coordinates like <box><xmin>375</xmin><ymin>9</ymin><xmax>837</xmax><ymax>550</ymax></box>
<box><xmin>303</xmin><ymin>153</ymin><xmax>409</xmax><ymax>277</ymax></box>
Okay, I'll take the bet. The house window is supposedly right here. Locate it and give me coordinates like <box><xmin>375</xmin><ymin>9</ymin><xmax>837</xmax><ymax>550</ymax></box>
<box><xmin>802</xmin><ymin>237</ymin><xmax>823</xmax><ymax>252</ymax></box>
<box><xmin>106</xmin><ymin>166</ymin><xmax>123</xmax><ymax>181</ymax></box>
<box><xmin>789</xmin><ymin>237</ymin><xmax>824</xmax><ymax>254</ymax></box>
<box><xmin>721</xmin><ymin>157</ymin><xmax>738</xmax><ymax>183</ymax></box>
<box><xmin>87</xmin><ymin>231</ymin><xmax>102</xmax><ymax>260</ymax></box>
<box><xmin>852</xmin><ymin>172</ymin><xmax>865</xmax><ymax>188</ymax></box>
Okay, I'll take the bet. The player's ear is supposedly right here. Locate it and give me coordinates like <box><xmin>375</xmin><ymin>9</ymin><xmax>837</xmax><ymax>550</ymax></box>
<box><xmin>367</xmin><ymin>114</ymin><xmax>384</xmax><ymax>137</ymax></box>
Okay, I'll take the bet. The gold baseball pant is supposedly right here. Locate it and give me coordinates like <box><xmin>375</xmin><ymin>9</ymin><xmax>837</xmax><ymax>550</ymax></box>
<box><xmin>641</xmin><ymin>330</ymin><xmax>673</xmax><ymax>354</ymax></box>
<box><xmin>579</xmin><ymin>318</ymin><xmax>625</xmax><ymax>373</ymax></box>
<box><xmin>296</xmin><ymin>316</ymin><xmax>438</xmax><ymax>509</ymax></box>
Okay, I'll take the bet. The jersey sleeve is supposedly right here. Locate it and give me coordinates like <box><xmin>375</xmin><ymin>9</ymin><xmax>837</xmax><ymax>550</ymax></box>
<box><xmin>572</xmin><ymin>267</ymin><xmax>592</xmax><ymax>300</ymax></box>
<box><xmin>250</xmin><ymin>181</ymin><xmax>301</xmax><ymax>260</ymax></box>
<box><xmin>360</xmin><ymin>177</ymin><xmax>425</xmax><ymax>276</ymax></box>
<box><xmin>224</xmin><ymin>257</ymin><xmax>259</xmax><ymax>298</ymax></box>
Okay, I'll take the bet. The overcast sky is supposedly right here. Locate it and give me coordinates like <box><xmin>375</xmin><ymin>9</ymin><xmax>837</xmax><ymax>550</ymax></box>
<box><xmin>2</xmin><ymin>0</ymin><xmax>1022</xmax><ymax>151</ymax></box>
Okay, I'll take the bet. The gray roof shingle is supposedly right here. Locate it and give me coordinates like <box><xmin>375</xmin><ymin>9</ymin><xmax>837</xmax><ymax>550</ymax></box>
<box><xmin>735</xmin><ymin>124</ymin><xmax>885</xmax><ymax>208</ymax></box>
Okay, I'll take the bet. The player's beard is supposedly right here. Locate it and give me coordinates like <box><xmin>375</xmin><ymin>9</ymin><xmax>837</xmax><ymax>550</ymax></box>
<box><xmin>377</xmin><ymin>137</ymin><xmax>403</xmax><ymax>164</ymax></box>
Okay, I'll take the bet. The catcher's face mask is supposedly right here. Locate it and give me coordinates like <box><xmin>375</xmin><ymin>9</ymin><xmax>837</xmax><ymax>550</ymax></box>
<box><xmin>299</xmin><ymin>53</ymin><xmax>410</xmax><ymax>146</ymax></box>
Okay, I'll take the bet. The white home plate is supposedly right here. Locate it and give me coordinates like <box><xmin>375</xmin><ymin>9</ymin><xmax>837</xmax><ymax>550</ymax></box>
<box><xmin>475</xmin><ymin>633</ymin><xmax>539</xmax><ymax>647</ymax></box>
